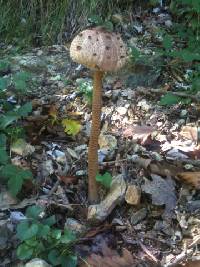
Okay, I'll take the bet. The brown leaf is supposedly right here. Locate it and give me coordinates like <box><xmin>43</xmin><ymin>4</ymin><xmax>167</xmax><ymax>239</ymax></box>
<box><xmin>81</xmin><ymin>246</ymin><xmax>137</xmax><ymax>267</ymax></box>
<box><xmin>59</xmin><ymin>175</ymin><xmax>78</xmax><ymax>185</ymax></box>
<box><xmin>177</xmin><ymin>172</ymin><xmax>200</xmax><ymax>189</ymax></box>
<box><xmin>123</xmin><ymin>125</ymin><xmax>155</xmax><ymax>144</ymax></box>
<box><xmin>180</xmin><ymin>126</ymin><xmax>197</xmax><ymax>142</ymax></box>
<box><xmin>142</xmin><ymin>175</ymin><xmax>177</xmax><ymax>218</ymax></box>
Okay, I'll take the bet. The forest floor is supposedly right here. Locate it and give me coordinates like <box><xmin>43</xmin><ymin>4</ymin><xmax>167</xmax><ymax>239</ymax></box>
<box><xmin>0</xmin><ymin>6</ymin><xmax>200</xmax><ymax>267</ymax></box>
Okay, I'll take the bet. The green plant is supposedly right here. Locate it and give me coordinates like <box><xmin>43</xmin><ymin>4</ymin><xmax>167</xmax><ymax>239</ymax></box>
<box><xmin>16</xmin><ymin>205</ymin><xmax>77</xmax><ymax>267</ymax></box>
<box><xmin>129</xmin><ymin>0</ymin><xmax>200</xmax><ymax>106</ymax></box>
<box><xmin>0</xmin><ymin>65</ymin><xmax>34</xmax><ymax>196</ymax></box>
<box><xmin>96</xmin><ymin>172</ymin><xmax>112</xmax><ymax>188</ymax></box>
<box><xmin>0</xmin><ymin>102</ymin><xmax>33</xmax><ymax>196</ymax></box>
<box><xmin>77</xmin><ymin>80</ymin><xmax>93</xmax><ymax>105</ymax></box>
<box><xmin>0</xmin><ymin>0</ymin><xmax>123</xmax><ymax>47</ymax></box>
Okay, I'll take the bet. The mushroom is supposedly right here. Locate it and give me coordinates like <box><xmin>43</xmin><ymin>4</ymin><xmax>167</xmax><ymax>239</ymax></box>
<box><xmin>70</xmin><ymin>27</ymin><xmax>127</xmax><ymax>203</ymax></box>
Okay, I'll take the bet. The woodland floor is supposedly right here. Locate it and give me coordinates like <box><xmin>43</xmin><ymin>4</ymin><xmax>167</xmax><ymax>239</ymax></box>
<box><xmin>0</xmin><ymin>6</ymin><xmax>200</xmax><ymax>267</ymax></box>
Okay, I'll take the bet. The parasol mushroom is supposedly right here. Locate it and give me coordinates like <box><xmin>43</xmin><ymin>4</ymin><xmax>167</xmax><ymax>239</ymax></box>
<box><xmin>70</xmin><ymin>27</ymin><xmax>127</xmax><ymax>203</ymax></box>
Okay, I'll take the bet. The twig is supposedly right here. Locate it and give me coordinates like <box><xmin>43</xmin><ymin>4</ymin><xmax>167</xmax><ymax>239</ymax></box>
<box><xmin>47</xmin><ymin>179</ymin><xmax>60</xmax><ymax>196</ymax></box>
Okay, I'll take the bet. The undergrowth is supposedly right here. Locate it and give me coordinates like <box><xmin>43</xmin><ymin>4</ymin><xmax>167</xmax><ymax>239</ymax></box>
<box><xmin>0</xmin><ymin>0</ymin><xmax>128</xmax><ymax>47</ymax></box>
<box><xmin>130</xmin><ymin>0</ymin><xmax>200</xmax><ymax>105</ymax></box>
<box><xmin>16</xmin><ymin>205</ymin><xmax>77</xmax><ymax>266</ymax></box>
<box><xmin>0</xmin><ymin>59</ymin><xmax>33</xmax><ymax>196</ymax></box>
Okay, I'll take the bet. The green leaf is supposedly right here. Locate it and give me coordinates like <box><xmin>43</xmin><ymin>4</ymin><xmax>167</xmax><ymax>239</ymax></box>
<box><xmin>16</xmin><ymin>102</ymin><xmax>32</xmax><ymax>117</ymax></box>
<box><xmin>0</xmin><ymin>60</ymin><xmax>10</xmax><ymax>72</ymax></box>
<box><xmin>0</xmin><ymin>114</ymin><xmax>18</xmax><ymax>129</ymax></box>
<box><xmin>16</xmin><ymin>243</ymin><xmax>33</xmax><ymax>260</ymax></box>
<box><xmin>37</xmin><ymin>224</ymin><xmax>50</xmax><ymax>238</ymax></box>
<box><xmin>42</xmin><ymin>215</ymin><xmax>56</xmax><ymax>226</ymax></box>
<box><xmin>48</xmin><ymin>249</ymin><xmax>61</xmax><ymax>265</ymax></box>
<box><xmin>62</xmin><ymin>119</ymin><xmax>81</xmax><ymax>136</ymax></box>
<box><xmin>96</xmin><ymin>172</ymin><xmax>112</xmax><ymax>188</ymax></box>
<box><xmin>60</xmin><ymin>230</ymin><xmax>76</xmax><ymax>244</ymax></box>
<box><xmin>0</xmin><ymin>77</ymin><xmax>9</xmax><ymax>90</ymax></box>
<box><xmin>26</xmin><ymin>205</ymin><xmax>44</xmax><ymax>220</ymax></box>
<box><xmin>17</xmin><ymin>221</ymin><xmax>39</xmax><ymax>241</ymax></box>
<box><xmin>24</xmin><ymin>238</ymin><xmax>39</xmax><ymax>247</ymax></box>
<box><xmin>13</xmin><ymin>71</ymin><xmax>32</xmax><ymax>82</ymax></box>
<box><xmin>162</xmin><ymin>35</ymin><xmax>173</xmax><ymax>50</ymax></box>
<box><xmin>88</xmin><ymin>15</ymin><xmax>103</xmax><ymax>25</ymax></box>
<box><xmin>61</xmin><ymin>254</ymin><xmax>77</xmax><ymax>267</ymax></box>
<box><xmin>51</xmin><ymin>229</ymin><xmax>62</xmax><ymax>239</ymax></box>
<box><xmin>159</xmin><ymin>93</ymin><xmax>181</xmax><ymax>106</ymax></box>
<box><xmin>14</xmin><ymin>79</ymin><xmax>26</xmax><ymax>91</ymax></box>
<box><xmin>1</xmin><ymin>164</ymin><xmax>32</xmax><ymax>196</ymax></box>
<box><xmin>0</xmin><ymin>148</ymin><xmax>9</xmax><ymax>164</ymax></box>
<box><xmin>103</xmin><ymin>21</ymin><xmax>114</xmax><ymax>31</ymax></box>
<box><xmin>0</xmin><ymin>134</ymin><xmax>7</xmax><ymax>148</ymax></box>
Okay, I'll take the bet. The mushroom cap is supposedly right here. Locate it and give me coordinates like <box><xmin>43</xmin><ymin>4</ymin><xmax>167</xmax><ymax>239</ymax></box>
<box><xmin>70</xmin><ymin>27</ymin><xmax>127</xmax><ymax>72</ymax></box>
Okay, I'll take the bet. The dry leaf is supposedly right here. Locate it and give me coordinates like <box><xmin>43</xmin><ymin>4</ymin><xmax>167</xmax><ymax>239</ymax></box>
<box><xmin>142</xmin><ymin>174</ymin><xmax>177</xmax><ymax>218</ymax></box>
<box><xmin>177</xmin><ymin>172</ymin><xmax>200</xmax><ymax>189</ymax></box>
<box><xmin>123</xmin><ymin>125</ymin><xmax>155</xmax><ymax>144</ymax></box>
<box><xmin>59</xmin><ymin>175</ymin><xmax>78</xmax><ymax>185</ymax></box>
<box><xmin>180</xmin><ymin>126</ymin><xmax>197</xmax><ymax>142</ymax></box>
<box><xmin>81</xmin><ymin>246</ymin><xmax>137</xmax><ymax>267</ymax></box>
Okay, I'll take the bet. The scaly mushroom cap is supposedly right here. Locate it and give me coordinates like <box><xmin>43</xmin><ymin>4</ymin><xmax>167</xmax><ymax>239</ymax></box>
<box><xmin>70</xmin><ymin>27</ymin><xmax>127</xmax><ymax>72</ymax></box>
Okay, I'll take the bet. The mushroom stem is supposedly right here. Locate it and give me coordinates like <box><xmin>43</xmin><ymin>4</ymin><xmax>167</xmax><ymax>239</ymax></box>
<box><xmin>88</xmin><ymin>70</ymin><xmax>104</xmax><ymax>203</ymax></box>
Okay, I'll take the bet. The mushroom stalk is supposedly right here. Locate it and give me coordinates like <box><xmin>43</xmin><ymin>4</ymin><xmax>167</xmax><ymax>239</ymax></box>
<box><xmin>88</xmin><ymin>70</ymin><xmax>104</xmax><ymax>203</ymax></box>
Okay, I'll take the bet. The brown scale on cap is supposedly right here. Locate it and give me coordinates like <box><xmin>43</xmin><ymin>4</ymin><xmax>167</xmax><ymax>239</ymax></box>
<box><xmin>70</xmin><ymin>27</ymin><xmax>127</xmax><ymax>72</ymax></box>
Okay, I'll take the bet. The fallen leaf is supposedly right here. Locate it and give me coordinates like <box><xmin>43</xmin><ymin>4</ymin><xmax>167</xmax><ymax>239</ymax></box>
<box><xmin>11</xmin><ymin>139</ymin><xmax>35</xmax><ymax>157</ymax></box>
<box><xmin>59</xmin><ymin>175</ymin><xmax>78</xmax><ymax>185</ymax></box>
<box><xmin>99</xmin><ymin>134</ymin><xmax>117</xmax><ymax>150</ymax></box>
<box><xmin>123</xmin><ymin>125</ymin><xmax>155</xmax><ymax>144</ymax></box>
<box><xmin>142</xmin><ymin>174</ymin><xmax>177</xmax><ymax>218</ymax></box>
<box><xmin>180</xmin><ymin>126</ymin><xmax>197</xmax><ymax>142</ymax></box>
<box><xmin>62</xmin><ymin>119</ymin><xmax>81</xmax><ymax>136</ymax></box>
<box><xmin>177</xmin><ymin>172</ymin><xmax>200</xmax><ymax>189</ymax></box>
<box><xmin>81</xmin><ymin>245</ymin><xmax>137</xmax><ymax>267</ymax></box>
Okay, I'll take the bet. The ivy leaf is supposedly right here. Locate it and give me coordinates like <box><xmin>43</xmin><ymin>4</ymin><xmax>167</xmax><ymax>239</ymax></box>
<box><xmin>160</xmin><ymin>93</ymin><xmax>181</xmax><ymax>106</ymax></box>
<box><xmin>62</xmin><ymin>119</ymin><xmax>81</xmax><ymax>136</ymax></box>
<box><xmin>96</xmin><ymin>172</ymin><xmax>112</xmax><ymax>188</ymax></box>
<box><xmin>16</xmin><ymin>243</ymin><xmax>33</xmax><ymax>260</ymax></box>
